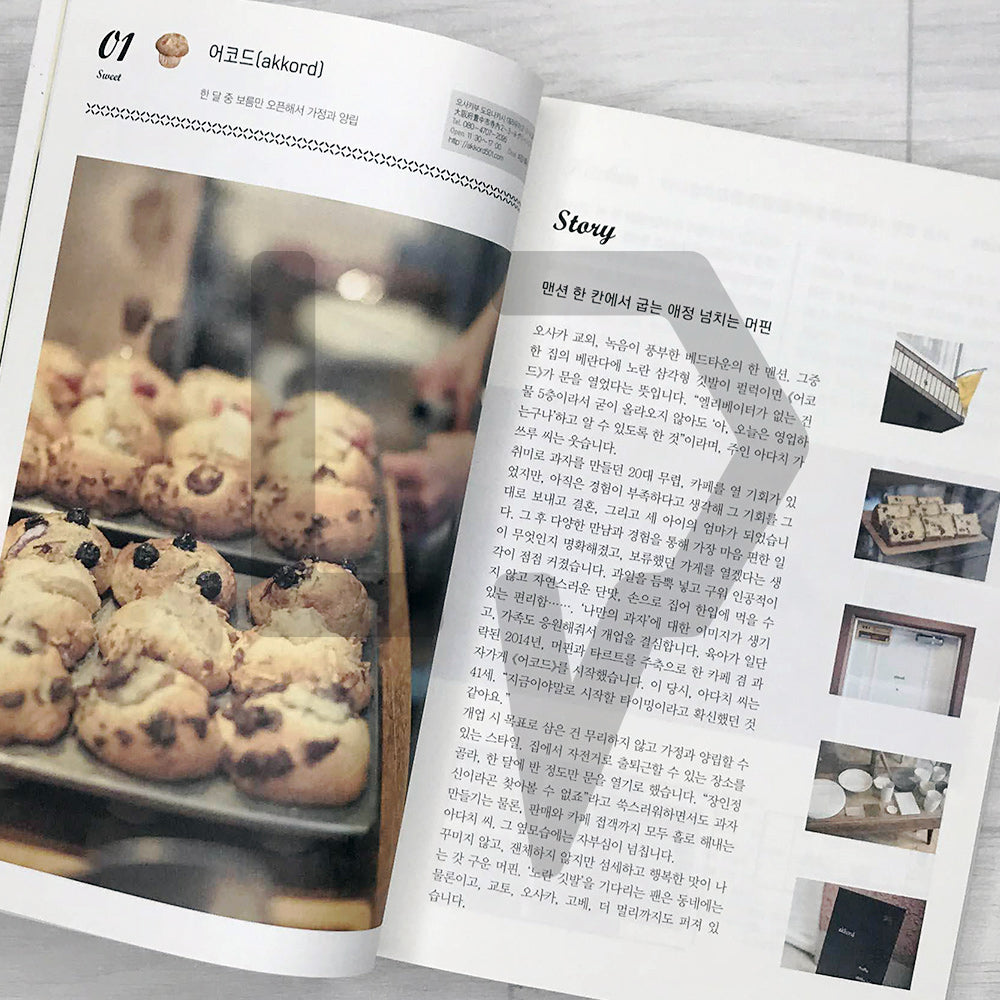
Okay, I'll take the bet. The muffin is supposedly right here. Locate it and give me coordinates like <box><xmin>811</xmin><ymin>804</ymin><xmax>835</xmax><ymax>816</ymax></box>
<box><xmin>27</xmin><ymin>381</ymin><xmax>65</xmax><ymax>439</ymax></box>
<box><xmin>254</xmin><ymin>478</ymin><xmax>378</xmax><ymax>562</ymax></box>
<box><xmin>177</xmin><ymin>368</ymin><xmax>271</xmax><ymax>425</ymax></box>
<box><xmin>81</xmin><ymin>355</ymin><xmax>180</xmax><ymax>429</ymax></box>
<box><xmin>76</xmin><ymin>656</ymin><xmax>222</xmax><ymax>780</ymax></box>
<box><xmin>35</xmin><ymin>341</ymin><xmax>86</xmax><ymax>414</ymax></box>
<box><xmin>0</xmin><ymin>555</ymin><xmax>100</xmax><ymax>614</ymax></box>
<box><xmin>0</xmin><ymin>615</ymin><xmax>74</xmax><ymax>745</ymax></box>
<box><xmin>231</xmin><ymin>610</ymin><xmax>371</xmax><ymax>712</ymax></box>
<box><xmin>165</xmin><ymin>408</ymin><xmax>264</xmax><ymax>470</ymax></box>
<box><xmin>267</xmin><ymin>391</ymin><xmax>376</xmax><ymax>457</ymax></box>
<box><xmin>139</xmin><ymin>458</ymin><xmax>252</xmax><ymax>539</ymax></box>
<box><xmin>219</xmin><ymin>683</ymin><xmax>369</xmax><ymax>806</ymax></box>
<box><xmin>15</xmin><ymin>428</ymin><xmax>50</xmax><ymax>497</ymax></box>
<box><xmin>67</xmin><ymin>394</ymin><xmax>162</xmax><ymax>464</ymax></box>
<box><xmin>248</xmin><ymin>559</ymin><xmax>372</xmax><ymax>638</ymax></box>
<box><xmin>263</xmin><ymin>427</ymin><xmax>378</xmax><ymax>494</ymax></box>
<box><xmin>3</xmin><ymin>509</ymin><xmax>115</xmax><ymax>595</ymax></box>
<box><xmin>99</xmin><ymin>584</ymin><xmax>238</xmax><ymax>694</ymax></box>
<box><xmin>111</xmin><ymin>535</ymin><xmax>237</xmax><ymax>611</ymax></box>
<box><xmin>45</xmin><ymin>433</ymin><xmax>146</xmax><ymax>516</ymax></box>
<box><xmin>0</xmin><ymin>557</ymin><xmax>100</xmax><ymax>668</ymax></box>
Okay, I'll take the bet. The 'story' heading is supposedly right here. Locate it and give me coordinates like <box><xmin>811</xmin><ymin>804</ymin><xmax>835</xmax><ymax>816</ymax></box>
<box><xmin>552</xmin><ymin>209</ymin><xmax>616</xmax><ymax>245</ymax></box>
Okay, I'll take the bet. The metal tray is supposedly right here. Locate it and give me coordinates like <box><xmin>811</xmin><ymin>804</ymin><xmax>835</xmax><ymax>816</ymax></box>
<box><xmin>0</xmin><ymin>546</ymin><xmax>381</xmax><ymax>840</ymax></box>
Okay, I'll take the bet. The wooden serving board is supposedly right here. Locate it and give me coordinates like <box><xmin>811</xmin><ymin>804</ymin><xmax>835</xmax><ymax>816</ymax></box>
<box><xmin>861</xmin><ymin>511</ymin><xmax>989</xmax><ymax>557</ymax></box>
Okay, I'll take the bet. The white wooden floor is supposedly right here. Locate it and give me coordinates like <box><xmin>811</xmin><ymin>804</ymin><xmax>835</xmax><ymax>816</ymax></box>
<box><xmin>2</xmin><ymin>1</ymin><xmax>1000</xmax><ymax>997</ymax></box>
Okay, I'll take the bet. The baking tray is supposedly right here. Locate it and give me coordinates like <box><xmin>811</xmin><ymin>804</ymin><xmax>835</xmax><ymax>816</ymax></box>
<box><xmin>861</xmin><ymin>511</ymin><xmax>989</xmax><ymax>557</ymax></box>
<box><xmin>0</xmin><ymin>549</ymin><xmax>381</xmax><ymax>840</ymax></box>
<box><xmin>9</xmin><ymin>494</ymin><xmax>387</xmax><ymax>587</ymax></box>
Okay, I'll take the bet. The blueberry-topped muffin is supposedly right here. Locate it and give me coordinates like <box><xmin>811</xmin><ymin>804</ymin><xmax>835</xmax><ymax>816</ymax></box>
<box><xmin>3</xmin><ymin>509</ymin><xmax>114</xmax><ymax>595</ymax></box>
<box><xmin>247</xmin><ymin>558</ymin><xmax>372</xmax><ymax>638</ymax></box>
<box><xmin>111</xmin><ymin>535</ymin><xmax>236</xmax><ymax>611</ymax></box>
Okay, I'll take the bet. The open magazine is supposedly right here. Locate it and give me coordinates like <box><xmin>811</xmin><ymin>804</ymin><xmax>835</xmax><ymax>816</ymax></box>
<box><xmin>1</xmin><ymin>0</ymin><xmax>999</xmax><ymax>996</ymax></box>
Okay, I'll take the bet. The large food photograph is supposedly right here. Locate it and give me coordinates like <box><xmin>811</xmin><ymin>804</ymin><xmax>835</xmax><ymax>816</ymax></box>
<box><xmin>0</xmin><ymin>157</ymin><xmax>505</xmax><ymax>929</ymax></box>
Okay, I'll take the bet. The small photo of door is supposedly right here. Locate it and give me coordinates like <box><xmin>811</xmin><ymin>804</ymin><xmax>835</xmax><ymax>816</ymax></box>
<box><xmin>830</xmin><ymin>605</ymin><xmax>973</xmax><ymax>717</ymax></box>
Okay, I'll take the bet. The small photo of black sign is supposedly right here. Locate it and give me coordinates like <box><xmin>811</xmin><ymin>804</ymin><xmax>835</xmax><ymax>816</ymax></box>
<box><xmin>816</xmin><ymin>888</ymin><xmax>907</xmax><ymax>986</ymax></box>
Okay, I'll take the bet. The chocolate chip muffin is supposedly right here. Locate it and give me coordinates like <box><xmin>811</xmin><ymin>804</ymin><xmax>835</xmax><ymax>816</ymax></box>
<box><xmin>254</xmin><ymin>479</ymin><xmax>378</xmax><ymax>562</ymax></box>
<box><xmin>248</xmin><ymin>559</ymin><xmax>372</xmax><ymax>639</ymax></box>
<box><xmin>75</xmin><ymin>656</ymin><xmax>222</xmax><ymax>781</ymax></box>
<box><xmin>111</xmin><ymin>535</ymin><xmax>236</xmax><ymax>611</ymax></box>
<box><xmin>99</xmin><ymin>584</ymin><xmax>238</xmax><ymax>694</ymax></box>
<box><xmin>0</xmin><ymin>558</ymin><xmax>100</xmax><ymax>667</ymax></box>
<box><xmin>232</xmin><ymin>611</ymin><xmax>371</xmax><ymax>712</ymax></box>
<box><xmin>0</xmin><ymin>590</ymin><xmax>95</xmax><ymax>669</ymax></box>
<box><xmin>218</xmin><ymin>683</ymin><xmax>369</xmax><ymax>806</ymax></box>
<box><xmin>0</xmin><ymin>555</ymin><xmax>100</xmax><ymax>614</ymax></box>
<box><xmin>138</xmin><ymin>458</ymin><xmax>252</xmax><ymax>539</ymax></box>
<box><xmin>0</xmin><ymin>616</ymin><xmax>74</xmax><ymax>746</ymax></box>
<box><xmin>3</xmin><ymin>510</ymin><xmax>115</xmax><ymax>595</ymax></box>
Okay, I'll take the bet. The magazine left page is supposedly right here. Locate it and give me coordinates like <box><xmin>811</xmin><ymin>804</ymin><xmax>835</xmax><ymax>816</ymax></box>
<box><xmin>0</xmin><ymin>0</ymin><xmax>540</xmax><ymax>976</ymax></box>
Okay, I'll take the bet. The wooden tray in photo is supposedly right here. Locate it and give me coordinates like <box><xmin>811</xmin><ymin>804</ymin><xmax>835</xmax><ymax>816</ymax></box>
<box><xmin>861</xmin><ymin>511</ymin><xmax>989</xmax><ymax>557</ymax></box>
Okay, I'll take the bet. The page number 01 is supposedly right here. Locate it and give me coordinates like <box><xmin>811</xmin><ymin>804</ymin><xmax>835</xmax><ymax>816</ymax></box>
<box><xmin>98</xmin><ymin>29</ymin><xmax>134</xmax><ymax>61</ymax></box>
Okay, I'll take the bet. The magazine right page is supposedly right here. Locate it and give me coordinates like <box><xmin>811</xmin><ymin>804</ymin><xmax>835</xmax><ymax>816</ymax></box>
<box><xmin>381</xmin><ymin>97</ymin><xmax>1000</xmax><ymax>999</ymax></box>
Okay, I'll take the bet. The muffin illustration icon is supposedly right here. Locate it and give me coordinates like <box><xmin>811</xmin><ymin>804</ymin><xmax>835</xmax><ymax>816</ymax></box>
<box><xmin>156</xmin><ymin>33</ymin><xmax>189</xmax><ymax>69</ymax></box>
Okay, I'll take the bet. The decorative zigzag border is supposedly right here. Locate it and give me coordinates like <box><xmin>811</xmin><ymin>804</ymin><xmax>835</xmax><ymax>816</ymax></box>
<box><xmin>84</xmin><ymin>103</ymin><xmax>521</xmax><ymax>211</ymax></box>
